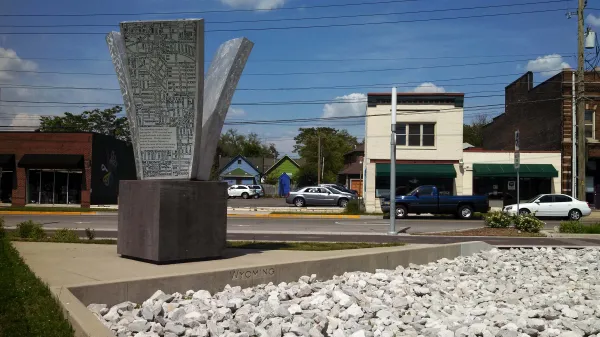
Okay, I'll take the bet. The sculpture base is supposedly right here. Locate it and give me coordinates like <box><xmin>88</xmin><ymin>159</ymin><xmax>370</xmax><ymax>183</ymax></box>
<box><xmin>117</xmin><ymin>180</ymin><xmax>227</xmax><ymax>264</ymax></box>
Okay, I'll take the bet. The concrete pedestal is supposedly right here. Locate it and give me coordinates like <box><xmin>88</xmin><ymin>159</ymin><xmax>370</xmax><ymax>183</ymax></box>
<box><xmin>117</xmin><ymin>180</ymin><xmax>227</xmax><ymax>264</ymax></box>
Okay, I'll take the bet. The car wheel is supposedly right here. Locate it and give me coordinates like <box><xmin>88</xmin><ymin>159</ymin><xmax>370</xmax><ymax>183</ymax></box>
<box><xmin>568</xmin><ymin>209</ymin><xmax>582</xmax><ymax>221</ymax></box>
<box><xmin>254</xmin><ymin>194</ymin><xmax>260</xmax><ymax>199</ymax></box>
<box><xmin>242</xmin><ymin>193</ymin><xmax>249</xmax><ymax>199</ymax></box>
<box><xmin>338</xmin><ymin>198</ymin><xmax>349</xmax><ymax>208</ymax></box>
<box><xmin>294</xmin><ymin>197</ymin><xmax>306</xmax><ymax>207</ymax></box>
<box><xmin>519</xmin><ymin>209</ymin><xmax>531</xmax><ymax>216</ymax></box>
<box><xmin>458</xmin><ymin>205</ymin><xmax>474</xmax><ymax>220</ymax></box>
<box><xmin>395</xmin><ymin>205</ymin><xmax>408</xmax><ymax>219</ymax></box>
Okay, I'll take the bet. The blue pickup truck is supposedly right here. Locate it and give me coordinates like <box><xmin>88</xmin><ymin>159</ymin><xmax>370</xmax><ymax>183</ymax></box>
<box><xmin>380</xmin><ymin>185</ymin><xmax>489</xmax><ymax>219</ymax></box>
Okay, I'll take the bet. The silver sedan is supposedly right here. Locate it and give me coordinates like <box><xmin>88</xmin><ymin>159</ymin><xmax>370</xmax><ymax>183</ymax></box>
<box><xmin>286</xmin><ymin>186</ymin><xmax>356</xmax><ymax>207</ymax></box>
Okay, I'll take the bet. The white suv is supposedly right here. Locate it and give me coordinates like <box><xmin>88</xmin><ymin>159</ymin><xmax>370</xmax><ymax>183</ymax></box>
<box><xmin>227</xmin><ymin>185</ymin><xmax>257</xmax><ymax>199</ymax></box>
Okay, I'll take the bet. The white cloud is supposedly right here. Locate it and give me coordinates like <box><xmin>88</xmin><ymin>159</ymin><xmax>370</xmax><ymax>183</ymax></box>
<box><xmin>219</xmin><ymin>0</ymin><xmax>286</xmax><ymax>10</ymax></box>
<box><xmin>525</xmin><ymin>54</ymin><xmax>571</xmax><ymax>77</ymax></box>
<box><xmin>7</xmin><ymin>112</ymin><xmax>40</xmax><ymax>131</ymax></box>
<box><xmin>322</xmin><ymin>93</ymin><xmax>367</xmax><ymax>118</ymax></box>
<box><xmin>411</xmin><ymin>82</ymin><xmax>446</xmax><ymax>93</ymax></box>
<box><xmin>0</xmin><ymin>47</ymin><xmax>37</xmax><ymax>81</ymax></box>
<box><xmin>227</xmin><ymin>107</ymin><xmax>246</xmax><ymax>118</ymax></box>
<box><xmin>587</xmin><ymin>14</ymin><xmax>600</xmax><ymax>27</ymax></box>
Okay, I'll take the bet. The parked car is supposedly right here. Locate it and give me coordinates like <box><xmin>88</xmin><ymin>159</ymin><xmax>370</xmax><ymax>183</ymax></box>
<box><xmin>286</xmin><ymin>186</ymin><xmax>357</xmax><ymax>207</ymax></box>
<box><xmin>503</xmin><ymin>194</ymin><xmax>591</xmax><ymax>220</ymax></box>
<box><xmin>249</xmin><ymin>185</ymin><xmax>265</xmax><ymax>198</ymax></box>
<box><xmin>227</xmin><ymin>185</ymin><xmax>257</xmax><ymax>199</ymax></box>
<box><xmin>320</xmin><ymin>183</ymin><xmax>358</xmax><ymax>196</ymax></box>
<box><xmin>380</xmin><ymin>185</ymin><xmax>489</xmax><ymax>219</ymax></box>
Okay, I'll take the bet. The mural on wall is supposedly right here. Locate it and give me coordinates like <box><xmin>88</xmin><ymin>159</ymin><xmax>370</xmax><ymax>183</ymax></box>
<box><xmin>101</xmin><ymin>150</ymin><xmax>118</xmax><ymax>187</ymax></box>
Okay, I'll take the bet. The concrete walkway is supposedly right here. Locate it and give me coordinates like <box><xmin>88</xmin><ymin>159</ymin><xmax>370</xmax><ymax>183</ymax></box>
<box><xmin>12</xmin><ymin>242</ymin><xmax>433</xmax><ymax>288</ymax></box>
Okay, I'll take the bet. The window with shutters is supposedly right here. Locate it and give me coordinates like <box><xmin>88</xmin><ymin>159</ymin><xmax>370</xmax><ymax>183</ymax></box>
<box><xmin>395</xmin><ymin>123</ymin><xmax>436</xmax><ymax>147</ymax></box>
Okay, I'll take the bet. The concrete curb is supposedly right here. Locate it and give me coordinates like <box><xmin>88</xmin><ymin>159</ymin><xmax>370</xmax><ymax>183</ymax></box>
<box><xmin>541</xmin><ymin>231</ymin><xmax>600</xmax><ymax>238</ymax></box>
<box><xmin>228</xmin><ymin>213</ymin><xmax>372</xmax><ymax>219</ymax></box>
<box><xmin>48</xmin><ymin>242</ymin><xmax>491</xmax><ymax>337</ymax></box>
<box><xmin>0</xmin><ymin>210</ymin><xmax>380</xmax><ymax>220</ymax></box>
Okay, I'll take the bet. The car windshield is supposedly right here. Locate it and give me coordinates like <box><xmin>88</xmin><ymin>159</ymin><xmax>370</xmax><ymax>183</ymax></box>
<box><xmin>526</xmin><ymin>195</ymin><xmax>543</xmax><ymax>203</ymax></box>
<box><xmin>336</xmin><ymin>185</ymin><xmax>351</xmax><ymax>192</ymax></box>
<box><xmin>328</xmin><ymin>187</ymin><xmax>343</xmax><ymax>194</ymax></box>
<box><xmin>408</xmin><ymin>187</ymin><xmax>419</xmax><ymax>196</ymax></box>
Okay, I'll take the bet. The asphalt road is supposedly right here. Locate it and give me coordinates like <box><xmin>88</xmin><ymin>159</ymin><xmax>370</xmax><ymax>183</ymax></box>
<box><xmin>1</xmin><ymin>214</ymin><xmax>562</xmax><ymax>235</ymax></box>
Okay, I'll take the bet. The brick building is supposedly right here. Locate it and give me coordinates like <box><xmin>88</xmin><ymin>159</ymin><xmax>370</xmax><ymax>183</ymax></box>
<box><xmin>0</xmin><ymin>132</ymin><xmax>136</xmax><ymax>207</ymax></box>
<box><xmin>483</xmin><ymin>70</ymin><xmax>600</xmax><ymax>202</ymax></box>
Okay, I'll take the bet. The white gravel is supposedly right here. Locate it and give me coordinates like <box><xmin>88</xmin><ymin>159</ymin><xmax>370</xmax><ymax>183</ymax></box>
<box><xmin>89</xmin><ymin>247</ymin><xmax>600</xmax><ymax>337</ymax></box>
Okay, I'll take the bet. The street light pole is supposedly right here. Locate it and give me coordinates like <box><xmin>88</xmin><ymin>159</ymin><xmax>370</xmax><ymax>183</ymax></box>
<box><xmin>389</xmin><ymin>87</ymin><xmax>397</xmax><ymax>235</ymax></box>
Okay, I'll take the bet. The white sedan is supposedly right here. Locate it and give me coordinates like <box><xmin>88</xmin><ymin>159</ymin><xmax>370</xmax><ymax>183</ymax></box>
<box><xmin>227</xmin><ymin>185</ymin><xmax>257</xmax><ymax>199</ymax></box>
<box><xmin>503</xmin><ymin>194</ymin><xmax>592</xmax><ymax>220</ymax></box>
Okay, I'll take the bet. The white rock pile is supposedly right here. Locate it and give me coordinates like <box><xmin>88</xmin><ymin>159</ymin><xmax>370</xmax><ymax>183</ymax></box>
<box><xmin>89</xmin><ymin>248</ymin><xmax>600</xmax><ymax>337</ymax></box>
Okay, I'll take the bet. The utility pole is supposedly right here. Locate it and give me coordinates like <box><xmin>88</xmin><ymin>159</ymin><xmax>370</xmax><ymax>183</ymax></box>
<box><xmin>577</xmin><ymin>0</ymin><xmax>586</xmax><ymax>201</ymax></box>
<box><xmin>317</xmin><ymin>133</ymin><xmax>321</xmax><ymax>185</ymax></box>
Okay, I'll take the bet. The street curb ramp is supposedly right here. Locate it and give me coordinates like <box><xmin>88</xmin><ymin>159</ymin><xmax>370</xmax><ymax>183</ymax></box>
<box><xmin>50</xmin><ymin>241</ymin><xmax>491</xmax><ymax>337</ymax></box>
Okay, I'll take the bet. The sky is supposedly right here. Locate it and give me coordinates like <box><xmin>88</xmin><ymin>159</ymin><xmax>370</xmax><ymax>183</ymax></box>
<box><xmin>0</xmin><ymin>0</ymin><xmax>599</xmax><ymax>155</ymax></box>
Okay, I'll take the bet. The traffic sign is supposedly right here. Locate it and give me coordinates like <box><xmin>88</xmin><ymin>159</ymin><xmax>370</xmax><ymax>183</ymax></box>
<box><xmin>514</xmin><ymin>152</ymin><xmax>520</xmax><ymax>169</ymax></box>
<box><xmin>515</xmin><ymin>130</ymin><xmax>520</xmax><ymax>151</ymax></box>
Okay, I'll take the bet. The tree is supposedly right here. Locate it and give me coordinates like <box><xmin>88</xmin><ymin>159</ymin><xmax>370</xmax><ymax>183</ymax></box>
<box><xmin>38</xmin><ymin>106</ymin><xmax>130</xmax><ymax>142</ymax></box>
<box><xmin>209</xmin><ymin>129</ymin><xmax>279</xmax><ymax>180</ymax></box>
<box><xmin>293</xmin><ymin>127</ymin><xmax>358</xmax><ymax>186</ymax></box>
<box><xmin>463</xmin><ymin>114</ymin><xmax>489</xmax><ymax>147</ymax></box>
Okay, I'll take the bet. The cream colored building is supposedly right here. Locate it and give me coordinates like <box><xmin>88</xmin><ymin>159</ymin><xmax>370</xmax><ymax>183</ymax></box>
<box><xmin>363</xmin><ymin>92</ymin><xmax>561</xmax><ymax>213</ymax></box>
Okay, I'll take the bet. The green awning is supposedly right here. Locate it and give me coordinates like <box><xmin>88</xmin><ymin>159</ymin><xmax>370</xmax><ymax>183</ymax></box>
<box><xmin>375</xmin><ymin>163</ymin><xmax>456</xmax><ymax>178</ymax></box>
<box><xmin>221</xmin><ymin>168</ymin><xmax>255</xmax><ymax>178</ymax></box>
<box><xmin>473</xmin><ymin>163</ymin><xmax>558</xmax><ymax>178</ymax></box>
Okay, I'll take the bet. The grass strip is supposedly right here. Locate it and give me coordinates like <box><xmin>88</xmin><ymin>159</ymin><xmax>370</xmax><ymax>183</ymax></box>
<box><xmin>8</xmin><ymin>236</ymin><xmax>404</xmax><ymax>251</ymax></box>
<box><xmin>226</xmin><ymin>241</ymin><xmax>404</xmax><ymax>251</ymax></box>
<box><xmin>414</xmin><ymin>227</ymin><xmax>546</xmax><ymax>237</ymax></box>
<box><xmin>0</xmin><ymin>235</ymin><xmax>74</xmax><ymax>337</ymax></box>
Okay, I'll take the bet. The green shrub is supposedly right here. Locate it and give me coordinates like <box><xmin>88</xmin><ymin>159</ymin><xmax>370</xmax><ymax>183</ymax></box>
<box><xmin>559</xmin><ymin>221</ymin><xmax>585</xmax><ymax>233</ymax></box>
<box><xmin>16</xmin><ymin>220</ymin><xmax>46</xmax><ymax>239</ymax></box>
<box><xmin>344</xmin><ymin>199</ymin><xmax>361</xmax><ymax>215</ymax></box>
<box><xmin>559</xmin><ymin>221</ymin><xmax>600</xmax><ymax>234</ymax></box>
<box><xmin>513</xmin><ymin>213</ymin><xmax>544</xmax><ymax>233</ymax></box>
<box><xmin>484</xmin><ymin>211</ymin><xmax>512</xmax><ymax>228</ymax></box>
<box><xmin>52</xmin><ymin>228</ymin><xmax>79</xmax><ymax>243</ymax></box>
<box><xmin>85</xmin><ymin>228</ymin><xmax>96</xmax><ymax>240</ymax></box>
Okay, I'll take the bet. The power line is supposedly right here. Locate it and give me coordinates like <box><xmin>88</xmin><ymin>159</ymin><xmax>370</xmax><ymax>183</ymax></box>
<box><xmin>0</xmin><ymin>52</ymin><xmax>577</xmax><ymax>64</ymax></box>
<box><xmin>0</xmin><ymin>8</ymin><xmax>573</xmax><ymax>35</ymax></box>
<box><xmin>0</xmin><ymin>74</ymin><xmax>580</xmax><ymax>93</ymax></box>
<box><xmin>0</xmin><ymin>0</ymin><xmax>569</xmax><ymax>28</ymax></box>
<box><xmin>0</xmin><ymin>93</ymin><xmax>565</xmax><ymax>108</ymax></box>
<box><xmin>0</xmin><ymin>0</ymin><xmax>420</xmax><ymax>17</ymax></box>
<box><xmin>0</xmin><ymin>57</ymin><xmax>572</xmax><ymax>77</ymax></box>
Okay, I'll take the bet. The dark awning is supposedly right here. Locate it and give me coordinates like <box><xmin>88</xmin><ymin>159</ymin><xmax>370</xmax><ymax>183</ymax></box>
<box><xmin>18</xmin><ymin>154</ymin><xmax>84</xmax><ymax>169</ymax></box>
<box><xmin>473</xmin><ymin>163</ymin><xmax>558</xmax><ymax>178</ymax></box>
<box><xmin>376</xmin><ymin>163</ymin><xmax>456</xmax><ymax>178</ymax></box>
<box><xmin>0</xmin><ymin>154</ymin><xmax>15</xmax><ymax>170</ymax></box>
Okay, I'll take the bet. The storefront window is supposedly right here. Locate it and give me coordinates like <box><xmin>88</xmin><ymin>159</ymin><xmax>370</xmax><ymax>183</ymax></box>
<box><xmin>375</xmin><ymin>176</ymin><xmax>454</xmax><ymax>198</ymax></box>
<box><xmin>473</xmin><ymin>177</ymin><xmax>551</xmax><ymax>205</ymax></box>
<box><xmin>0</xmin><ymin>171</ymin><xmax>13</xmax><ymax>203</ymax></box>
<box><xmin>27</xmin><ymin>169</ymin><xmax>82</xmax><ymax>205</ymax></box>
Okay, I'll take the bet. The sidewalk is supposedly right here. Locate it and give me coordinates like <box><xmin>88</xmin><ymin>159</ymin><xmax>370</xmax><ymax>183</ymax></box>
<box><xmin>0</xmin><ymin>205</ymin><xmax>380</xmax><ymax>219</ymax></box>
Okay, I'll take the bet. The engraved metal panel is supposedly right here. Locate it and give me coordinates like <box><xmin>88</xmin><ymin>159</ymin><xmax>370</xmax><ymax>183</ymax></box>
<box><xmin>111</xmin><ymin>19</ymin><xmax>204</xmax><ymax>180</ymax></box>
<box><xmin>194</xmin><ymin>37</ymin><xmax>254</xmax><ymax>180</ymax></box>
<box><xmin>107</xmin><ymin>19</ymin><xmax>253</xmax><ymax>181</ymax></box>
